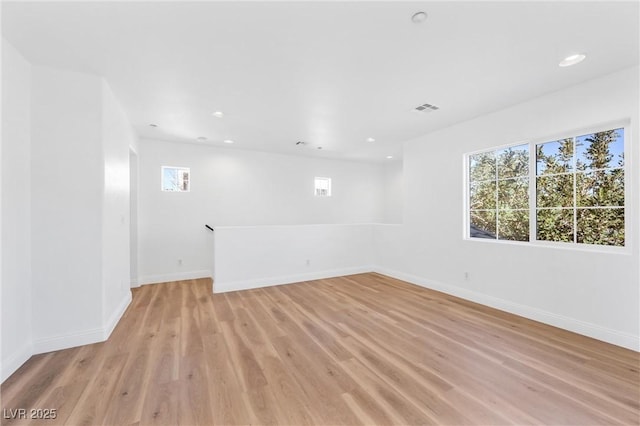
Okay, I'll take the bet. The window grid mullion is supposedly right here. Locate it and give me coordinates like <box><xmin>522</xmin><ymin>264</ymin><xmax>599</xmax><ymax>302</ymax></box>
<box><xmin>573</xmin><ymin>136</ymin><xmax>577</xmax><ymax>244</ymax></box>
<box><xmin>495</xmin><ymin>156</ymin><xmax>499</xmax><ymax>240</ymax></box>
<box><xmin>530</xmin><ymin>143</ymin><xmax>536</xmax><ymax>242</ymax></box>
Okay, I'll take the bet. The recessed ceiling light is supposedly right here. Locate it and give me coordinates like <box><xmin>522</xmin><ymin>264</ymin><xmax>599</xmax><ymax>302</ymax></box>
<box><xmin>223</xmin><ymin>139</ymin><xmax>234</xmax><ymax>144</ymax></box>
<box><xmin>197</xmin><ymin>136</ymin><xmax>207</xmax><ymax>141</ymax></box>
<box><xmin>559</xmin><ymin>53</ymin><xmax>586</xmax><ymax>67</ymax></box>
<box><xmin>386</xmin><ymin>155</ymin><xmax>394</xmax><ymax>159</ymax></box>
<box><xmin>212</xmin><ymin>111</ymin><xmax>224</xmax><ymax>118</ymax></box>
<box><xmin>317</xmin><ymin>146</ymin><xmax>323</xmax><ymax>150</ymax></box>
<box><xmin>411</xmin><ymin>11</ymin><xmax>428</xmax><ymax>23</ymax></box>
<box><xmin>149</xmin><ymin>124</ymin><xmax>158</xmax><ymax>128</ymax></box>
<box><xmin>366</xmin><ymin>137</ymin><xmax>376</xmax><ymax>143</ymax></box>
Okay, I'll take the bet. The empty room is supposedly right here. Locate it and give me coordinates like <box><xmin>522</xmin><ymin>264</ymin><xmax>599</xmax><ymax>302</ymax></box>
<box><xmin>1</xmin><ymin>1</ymin><xmax>639</xmax><ymax>425</ymax></box>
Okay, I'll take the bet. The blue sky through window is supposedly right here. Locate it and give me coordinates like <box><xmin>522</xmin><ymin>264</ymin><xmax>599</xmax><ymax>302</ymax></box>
<box><xmin>576</xmin><ymin>128</ymin><xmax>624</xmax><ymax>170</ymax></box>
<box><xmin>162</xmin><ymin>168</ymin><xmax>178</xmax><ymax>191</ymax></box>
<box><xmin>536</xmin><ymin>139</ymin><xmax>573</xmax><ymax>175</ymax></box>
<box><xmin>536</xmin><ymin>128</ymin><xmax>623</xmax><ymax>175</ymax></box>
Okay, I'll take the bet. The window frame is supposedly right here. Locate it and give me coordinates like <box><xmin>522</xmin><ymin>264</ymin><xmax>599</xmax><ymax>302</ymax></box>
<box><xmin>314</xmin><ymin>176</ymin><xmax>332</xmax><ymax>197</ymax></box>
<box><xmin>463</xmin><ymin>120</ymin><xmax>631</xmax><ymax>253</ymax></box>
<box><xmin>161</xmin><ymin>166</ymin><xmax>191</xmax><ymax>192</ymax></box>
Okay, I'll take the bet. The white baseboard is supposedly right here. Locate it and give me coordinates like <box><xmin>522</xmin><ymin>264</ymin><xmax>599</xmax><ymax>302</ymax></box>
<box><xmin>32</xmin><ymin>327</ymin><xmax>104</xmax><ymax>355</ymax></box>
<box><xmin>1</xmin><ymin>342</ymin><xmax>33</xmax><ymax>383</ymax></box>
<box><xmin>130</xmin><ymin>278</ymin><xmax>140</xmax><ymax>288</ymax></box>
<box><xmin>103</xmin><ymin>291</ymin><xmax>132</xmax><ymax>340</ymax></box>
<box><xmin>138</xmin><ymin>270</ymin><xmax>211</xmax><ymax>286</ymax></box>
<box><xmin>30</xmin><ymin>291</ymin><xmax>133</xmax><ymax>356</ymax></box>
<box><xmin>374</xmin><ymin>267</ymin><xmax>640</xmax><ymax>352</ymax></box>
<box><xmin>214</xmin><ymin>266</ymin><xmax>373</xmax><ymax>293</ymax></box>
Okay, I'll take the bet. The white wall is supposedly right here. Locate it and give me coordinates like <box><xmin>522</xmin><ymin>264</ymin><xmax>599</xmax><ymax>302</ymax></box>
<box><xmin>101</xmin><ymin>81</ymin><xmax>136</xmax><ymax>333</ymax></box>
<box><xmin>137</xmin><ymin>139</ymin><xmax>390</xmax><ymax>284</ymax></box>
<box><xmin>380</xmin><ymin>160</ymin><xmax>403</xmax><ymax>224</ymax></box>
<box><xmin>214</xmin><ymin>224</ymin><xmax>374</xmax><ymax>292</ymax></box>
<box><xmin>29</xmin><ymin>67</ymin><xmax>135</xmax><ymax>354</ymax></box>
<box><xmin>129</xmin><ymin>149</ymin><xmax>139</xmax><ymax>287</ymax></box>
<box><xmin>1</xmin><ymin>48</ymin><xmax>137</xmax><ymax>380</ymax></box>
<box><xmin>376</xmin><ymin>66</ymin><xmax>640</xmax><ymax>350</ymax></box>
<box><xmin>1</xmin><ymin>39</ymin><xmax>33</xmax><ymax>381</ymax></box>
<box><xmin>30</xmin><ymin>66</ymin><xmax>105</xmax><ymax>350</ymax></box>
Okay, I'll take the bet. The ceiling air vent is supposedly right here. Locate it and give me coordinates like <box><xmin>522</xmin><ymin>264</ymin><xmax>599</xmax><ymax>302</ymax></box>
<box><xmin>413</xmin><ymin>103</ymin><xmax>440</xmax><ymax>113</ymax></box>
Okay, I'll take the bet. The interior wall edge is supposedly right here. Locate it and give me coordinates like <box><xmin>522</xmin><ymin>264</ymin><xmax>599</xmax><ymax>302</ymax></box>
<box><xmin>102</xmin><ymin>290</ymin><xmax>132</xmax><ymax>341</ymax></box>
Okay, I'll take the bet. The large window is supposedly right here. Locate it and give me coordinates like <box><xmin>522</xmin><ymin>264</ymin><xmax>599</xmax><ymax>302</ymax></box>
<box><xmin>467</xmin><ymin>126</ymin><xmax>626</xmax><ymax>247</ymax></box>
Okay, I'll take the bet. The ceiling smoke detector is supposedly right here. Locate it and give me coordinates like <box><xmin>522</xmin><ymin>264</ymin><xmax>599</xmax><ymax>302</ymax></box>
<box><xmin>412</xmin><ymin>103</ymin><xmax>440</xmax><ymax>113</ymax></box>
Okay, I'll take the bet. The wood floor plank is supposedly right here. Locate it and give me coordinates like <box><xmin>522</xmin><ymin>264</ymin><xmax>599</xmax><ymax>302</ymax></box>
<box><xmin>0</xmin><ymin>354</ymin><xmax>52</xmax><ymax>409</ymax></box>
<box><xmin>64</xmin><ymin>353</ymin><xmax>128</xmax><ymax>425</ymax></box>
<box><xmin>335</xmin><ymin>309</ymin><xmax>540</xmax><ymax>424</ymax></box>
<box><xmin>270</xmin><ymin>335</ymin><xmax>362</xmax><ymax>425</ymax></box>
<box><xmin>339</xmin><ymin>333</ymin><xmax>472</xmax><ymax>425</ymax></box>
<box><xmin>1</xmin><ymin>274</ymin><xmax>638</xmax><ymax>425</ymax></box>
<box><xmin>1</xmin><ymin>348</ymin><xmax>82</xmax><ymax>426</ymax></box>
<box><xmin>177</xmin><ymin>351</ymin><xmax>214</xmax><ymax>426</ymax></box>
<box><xmin>200</xmin><ymin>334</ymin><xmax>252</xmax><ymax>425</ymax></box>
<box><xmin>139</xmin><ymin>380</ymin><xmax>179</xmax><ymax>426</ymax></box>
<box><xmin>339</xmin><ymin>356</ymin><xmax>437</xmax><ymax>425</ymax></box>
<box><xmin>33</xmin><ymin>380</ymin><xmax>90</xmax><ymax>425</ymax></box>
<box><xmin>235</xmin><ymin>294</ymin><xmax>322</xmax><ymax>425</ymax></box>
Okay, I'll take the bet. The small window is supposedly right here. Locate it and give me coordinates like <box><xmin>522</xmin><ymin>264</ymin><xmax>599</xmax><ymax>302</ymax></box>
<box><xmin>162</xmin><ymin>166</ymin><xmax>190</xmax><ymax>192</ymax></box>
<box><xmin>314</xmin><ymin>177</ymin><xmax>331</xmax><ymax>197</ymax></box>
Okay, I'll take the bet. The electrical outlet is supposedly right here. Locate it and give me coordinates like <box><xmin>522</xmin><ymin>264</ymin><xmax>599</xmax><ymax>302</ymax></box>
<box><xmin>464</xmin><ymin>272</ymin><xmax>469</xmax><ymax>281</ymax></box>
<box><xmin>306</xmin><ymin>259</ymin><xmax>310</xmax><ymax>266</ymax></box>
<box><xmin>178</xmin><ymin>259</ymin><xmax>183</xmax><ymax>266</ymax></box>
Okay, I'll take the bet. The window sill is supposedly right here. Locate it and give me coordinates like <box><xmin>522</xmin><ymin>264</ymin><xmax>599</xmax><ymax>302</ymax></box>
<box><xmin>463</xmin><ymin>236</ymin><xmax>631</xmax><ymax>255</ymax></box>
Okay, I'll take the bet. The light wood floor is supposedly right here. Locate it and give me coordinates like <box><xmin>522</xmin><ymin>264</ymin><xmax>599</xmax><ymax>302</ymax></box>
<box><xmin>2</xmin><ymin>273</ymin><xmax>639</xmax><ymax>425</ymax></box>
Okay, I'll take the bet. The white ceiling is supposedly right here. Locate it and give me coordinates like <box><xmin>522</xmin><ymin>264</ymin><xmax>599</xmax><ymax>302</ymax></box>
<box><xmin>2</xmin><ymin>1</ymin><xmax>638</xmax><ymax>162</ymax></box>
